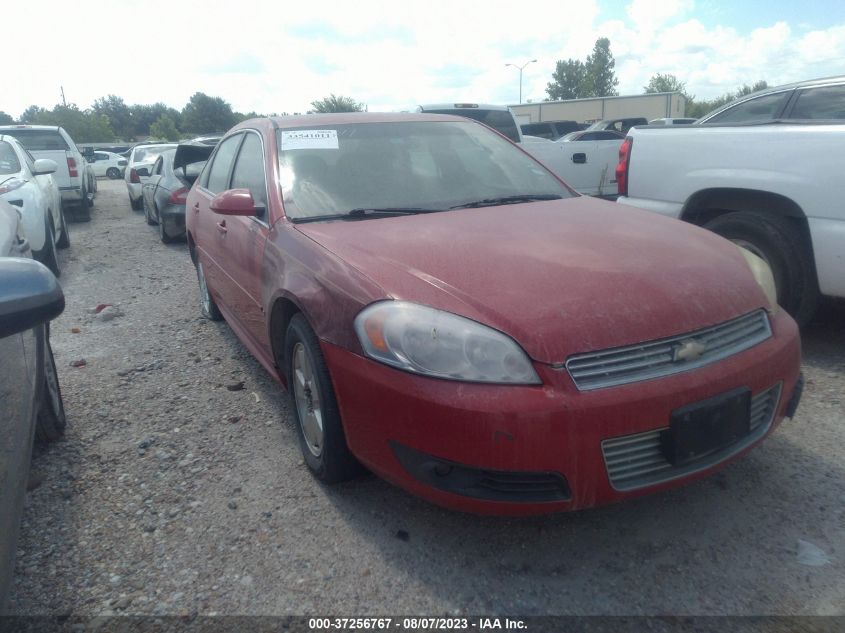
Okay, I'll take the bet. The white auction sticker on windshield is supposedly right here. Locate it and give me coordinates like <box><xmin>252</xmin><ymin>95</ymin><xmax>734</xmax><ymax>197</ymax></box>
<box><xmin>280</xmin><ymin>129</ymin><xmax>339</xmax><ymax>150</ymax></box>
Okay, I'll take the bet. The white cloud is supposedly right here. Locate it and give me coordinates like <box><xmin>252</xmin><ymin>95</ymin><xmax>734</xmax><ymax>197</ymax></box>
<box><xmin>1</xmin><ymin>0</ymin><xmax>844</xmax><ymax>120</ymax></box>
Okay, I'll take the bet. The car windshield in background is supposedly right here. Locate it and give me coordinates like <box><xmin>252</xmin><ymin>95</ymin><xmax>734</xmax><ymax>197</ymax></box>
<box><xmin>0</xmin><ymin>141</ymin><xmax>21</xmax><ymax>175</ymax></box>
<box><xmin>134</xmin><ymin>146</ymin><xmax>174</xmax><ymax>163</ymax></box>
<box><xmin>423</xmin><ymin>110</ymin><xmax>520</xmax><ymax>142</ymax></box>
<box><xmin>1</xmin><ymin>129</ymin><xmax>69</xmax><ymax>151</ymax></box>
<box><xmin>277</xmin><ymin>121</ymin><xmax>571</xmax><ymax>221</ymax></box>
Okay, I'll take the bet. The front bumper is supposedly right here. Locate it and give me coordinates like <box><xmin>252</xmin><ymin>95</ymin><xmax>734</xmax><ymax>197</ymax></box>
<box><xmin>323</xmin><ymin>309</ymin><xmax>801</xmax><ymax>515</ymax></box>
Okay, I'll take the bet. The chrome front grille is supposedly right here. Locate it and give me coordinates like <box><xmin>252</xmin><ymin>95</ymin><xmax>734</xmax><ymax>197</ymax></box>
<box><xmin>566</xmin><ymin>310</ymin><xmax>772</xmax><ymax>391</ymax></box>
<box><xmin>602</xmin><ymin>383</ymin><xmax>782</xmax><ymax>491</ymax></box>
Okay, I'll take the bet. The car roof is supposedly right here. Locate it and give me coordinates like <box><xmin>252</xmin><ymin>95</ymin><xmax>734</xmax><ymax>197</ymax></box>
<box><xmin>0</xmin><ymin>124</ymin><xmax>61</xmax><ymax>131</ymax></box>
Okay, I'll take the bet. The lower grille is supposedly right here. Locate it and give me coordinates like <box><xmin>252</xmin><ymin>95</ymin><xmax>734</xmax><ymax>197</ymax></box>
<box><xmin>602</xmin><ymin>383</ymin><xmax>782</xmax><ymax>491</ymax></box>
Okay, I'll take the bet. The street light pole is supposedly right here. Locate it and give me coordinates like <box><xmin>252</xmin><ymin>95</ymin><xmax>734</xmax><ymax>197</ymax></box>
<box><xmin>505</xmin><ymin>59</ymin><xmax>537</xmax><ymax>104</ymax></box>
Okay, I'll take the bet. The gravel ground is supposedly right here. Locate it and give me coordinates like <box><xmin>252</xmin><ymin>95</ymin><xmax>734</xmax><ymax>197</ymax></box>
<box><xmin>7</xmin><ymin>179</ymin><xmax>845</xmax><ymax>616</ymax></box>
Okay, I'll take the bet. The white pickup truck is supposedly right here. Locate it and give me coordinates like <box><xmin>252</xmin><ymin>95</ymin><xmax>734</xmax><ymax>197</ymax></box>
<box><xmin>616</xmin><ymin>76</ymin><xmax>845</xmax><ymax>325</ymax></box>
<box><xmin>0</xmin><ymin>125</ymin><xmax>96</xmax><ymax>220</ymax></box>
<box><xmin>415</xmin><ymin>103</ymin><xmax>621</xmax><ymax>196</ymax></box>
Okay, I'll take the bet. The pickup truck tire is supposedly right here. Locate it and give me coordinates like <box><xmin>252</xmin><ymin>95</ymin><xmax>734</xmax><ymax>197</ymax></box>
<box><xmin>704</xmin><ymin>212</ymin><xmax>819</xmax><ymax>326</ymax></box>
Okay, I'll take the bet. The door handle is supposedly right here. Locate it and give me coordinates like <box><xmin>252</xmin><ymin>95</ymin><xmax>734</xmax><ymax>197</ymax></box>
<box><xmin>572</xmin><ymin>153</ymin><xmax>587</xmax><ymax>164</ymax></box>
<box><xmin>193</xmin><ymin>202</ymin><xmax>200</xmax><ymax>214</ymax></box>
<box><xmin>216</xmin><ymin>220</ymin><xmax>228</xmax><ymax>234</ymax></box>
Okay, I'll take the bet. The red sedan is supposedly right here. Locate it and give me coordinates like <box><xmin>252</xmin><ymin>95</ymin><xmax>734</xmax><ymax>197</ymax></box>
<box><xmin>185</xmin><ymin>113</ymin><xmax>802</xmax><ymax>515</ymax></box>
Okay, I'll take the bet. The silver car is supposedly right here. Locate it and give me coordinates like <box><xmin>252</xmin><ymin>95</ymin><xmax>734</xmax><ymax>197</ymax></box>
<box><xmin>124</xmin><ymin>143</ymin><xmax>177</xmax><ymax>210</ymax></box>
<box><xmin>0</xmin><ymin>135</ymin><xmax>69</xmax><ymax>275</ymax></box>
<box><xmin>0</xmin><ymin>199</ymin><xmax>66</xmax><ymax>608</ymax></box>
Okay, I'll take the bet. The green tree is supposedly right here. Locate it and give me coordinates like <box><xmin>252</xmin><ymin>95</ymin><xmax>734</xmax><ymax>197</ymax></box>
<box><xmin>92</xmin><ymin>95</ymin><xmax>133</xmax><ymax>140</ymax></box>
<box><xmin>546</xmin><ymin>59</ymin><xmax>587</xmax><ymax>100</ymax></box>
<box><xmin>736</xmin><ymin>80</ymin><xmax>768</xmax><ymax>97</ymax></box>
<box><xmin>685</xmin><ymin>80</ymin><xmax>769</xmax><ymax>118</ymax></box>
<box><xmin>130</xmin><ymin>103</ymin><xmax>182</xmax><ymax>138</ymax></box>
<box><xmin>149</xmin><ymin>114</ymin><xmax>180</xmax><ymax>141</ymax></box>
<box><xmin>0</xmin><ymin>111</ymin><xmax>14</xmax><ymax>125</ymax></box>
<box><xmin>309</xmin><ymin>94</ymin><xmax>366</xmax><ymax>113</ymax></box>
<box><xmin>20</xmin><ymin>105</ymin><xmax>47</xmax><ymax>123</ymax></box>
<box><xmin>644</xmin><ymin>73</ymin><xmax>694</xmax><ymax>100</ymax></box>
<box><xmin>583</xmin><ymin>37</ymin><xmax>618</xmax><ymax>97</ymax></box>
<box><xmin>27</xmin><ymin>104</ymin><xmax>114</xmax><ymax>142</ymax></box>
<box><xmin>181</xmin><ymin>92</ymin><xmax>236</xmax><ymax>134</ymax></box>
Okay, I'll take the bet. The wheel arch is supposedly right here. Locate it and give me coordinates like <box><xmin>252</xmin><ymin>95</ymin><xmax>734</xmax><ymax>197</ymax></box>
<box><xmin>268</xmin><ymin>294</ymin><xmax>305</xmax><ymax>383</ymax></box>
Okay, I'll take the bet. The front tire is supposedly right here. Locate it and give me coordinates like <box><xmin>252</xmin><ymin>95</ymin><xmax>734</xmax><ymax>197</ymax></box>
<box><xmin>285</xmin><ymin>314</ymin><xmax>361</xmax><ymax>483</ymax></box>
<box><xmin>38</xmin><ymin>221</ymin><xmax>60</xmax><ymax>277</ymax></box>
<box><xmin>195</xmin><ymin>260</ymin><xmax>222</xmax><ymax>321</ymax></box>
<box><xmin>704</xmin><ymin>212</ymin><xmax>819</xmax><ymax>326</ymax></box>
<box><xmin>36</xmin><ymin>333</ymin><xmax>66</xmax><ymax>443</ymax></box>
<box><xmin>106</xmin><ymin>167</ymin><xmax>120</xmax><ymax>179</ymax></box>
<box><xmin>55</xmin><ymin>205</ymin><xmax>70</xmax><ymax>249</ymax></box>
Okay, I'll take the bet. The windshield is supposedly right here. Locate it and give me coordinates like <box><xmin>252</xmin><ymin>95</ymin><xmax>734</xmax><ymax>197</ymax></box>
<box><xmin>277</xmin><ymin>121</ymin><xmax>572</xmax><ymax>221</ymax></box>
<box><xmin>133</xmin><ymin>145</ymin><xmax>176</xmax><ymax>163</ymax></box>
<box><xmin>0</xmin><ymin>141</ymin><xmax>21</xmax><ymax>175</ymax></box>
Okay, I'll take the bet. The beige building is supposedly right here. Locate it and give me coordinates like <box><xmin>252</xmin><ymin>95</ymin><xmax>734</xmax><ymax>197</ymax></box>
<box><xmin>510</xmin><ymin>92</ymin><xmax>687</xmax><ymax>124</ymax></box>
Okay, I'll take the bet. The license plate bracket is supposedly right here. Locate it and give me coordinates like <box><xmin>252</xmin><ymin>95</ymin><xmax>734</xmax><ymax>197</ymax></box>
<box><xmin>661</xmin><ymin>387</ymin><xmax>752</xmax><ymax>467</ymax></box>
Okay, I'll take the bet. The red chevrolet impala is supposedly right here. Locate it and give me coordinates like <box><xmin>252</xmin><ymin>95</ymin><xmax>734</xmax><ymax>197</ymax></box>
<box><xmin>185</xmin><ymin>113</ymin><xmax>802</xmax><ymax>515</ymax></box>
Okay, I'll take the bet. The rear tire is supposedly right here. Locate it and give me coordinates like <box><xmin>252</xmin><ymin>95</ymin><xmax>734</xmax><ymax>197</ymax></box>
<box><xmin>130</xmin><ymin>195</ymin><xmax>143</xmax><ymax>211</ymax></box>
<box><xmin>284</xmin><ymin>314</ymin><xmax>362</xmax><ymax>483</ymax></box>
<box><xmin>704</xmin><ymin>211</ymin><xmax>819</xmax><ymax>326</ymax></box>
<box><xmin>106</xmin><ymin>167</ymin><xmax>120</xmax><ymax>179</ymax></box>
<box><xmin>159</xmin><ymin>215</ymin><xmax>174</xmax><ymax>244</ymax></box>
<box><xmin>195</xmin><ymin>260</ymin><xmax>222</xmax><ymax>321</ymax></box>
<box><xmin>36</xmin><ymin>333</ymin><xmax>66</xmax><ymax>443</ymax></box>
<box><xmin>55</xmin><ymin>206</ymin><xmax>70</xmax><ymax>249</ymax></box>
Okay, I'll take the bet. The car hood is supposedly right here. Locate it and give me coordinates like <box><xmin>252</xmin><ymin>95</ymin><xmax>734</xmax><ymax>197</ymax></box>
<box><xmin>296</xmin><ymin>197</ymin><xmax>769</xmax><ymax>363</ymax></box>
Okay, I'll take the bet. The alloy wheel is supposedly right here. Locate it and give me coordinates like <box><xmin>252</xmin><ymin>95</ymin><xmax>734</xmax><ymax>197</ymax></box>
<box><xmin>292</xmin><ymin>342</ymin><xmax>324</xmax><ymax>457</ymax></box>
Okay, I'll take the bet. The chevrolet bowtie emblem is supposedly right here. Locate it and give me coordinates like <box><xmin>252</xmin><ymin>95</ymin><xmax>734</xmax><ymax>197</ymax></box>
<box><xmin>673</xmin><ymin>339</ymin><xmax>707</xmax><ymax>362</ymax></box>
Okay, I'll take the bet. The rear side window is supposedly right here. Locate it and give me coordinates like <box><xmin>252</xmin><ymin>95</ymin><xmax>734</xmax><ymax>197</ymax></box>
<box><xmin>2</xmin><ymin>129</ymin><xmax>69</xmax><ymax>151</ymax></box>
<box><xmin>230</xmin><ymin>133</ymin><xmax>267</xmax><ymax>207</ymax></box>
<box><xmin>789</xmin><ymin>85</ymin><xmax>845</xmax><ymax>120</ymax></box>
<box><xmin>0</xmin><ymin>141</ymin><xmax>21</xmax><ymax>175</ymax></box>
<box><xmin>706</xmin><ymin>92</ymin><xmax>791</xmax><ymax>124</ymax></box>
<box><xmin>204</xmin><ymin>134</ymin><xmax>242</xmax><ymax>193</ymax></box>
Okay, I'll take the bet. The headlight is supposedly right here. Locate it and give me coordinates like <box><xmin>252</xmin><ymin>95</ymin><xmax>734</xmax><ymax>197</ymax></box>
<box><xmin>354</xmin><ymin>301</ymin><xmax>540</xmax><ymax>384</ymax></box>
<box><xmin>736</xmin><ymin>246</ymin><xmax>779</xmax><ymax>313</ymax></box>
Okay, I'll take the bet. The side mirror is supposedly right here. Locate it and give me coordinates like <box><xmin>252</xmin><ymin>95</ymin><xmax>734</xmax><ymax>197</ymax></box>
<box><xmin>136</xmin><ymin>166</ymin><xmax>151</xmax><ymax>177</ymax></box>
<box><xmin>0</xmin><ymin>258</ymin><xmax>65</xmax><ymax>338</ymax></box>
<box><xmin>210</xmin><ymin>188</ymin><xmax>258</xmax><ymax>216</ymax></box>
<box><xmin>32</xmin><ymin>158</ymin><xmax>58</xmax><ymax>176</ymax></box>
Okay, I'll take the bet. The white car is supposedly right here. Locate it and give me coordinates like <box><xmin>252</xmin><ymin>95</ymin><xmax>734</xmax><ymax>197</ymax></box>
<box><xmin>0</xmin><ymin>135</ymin><xmax>68</xmax><ymax>275</ymax></box>
<box><xmin>124</xmin><ymin>143</ymin><xmax>177</xmax><ymax>210</ymax></box>
<box><xmin>88</xmin><ymin>151</ymin><xmax>127</xmax><ymax>179</ymax></box>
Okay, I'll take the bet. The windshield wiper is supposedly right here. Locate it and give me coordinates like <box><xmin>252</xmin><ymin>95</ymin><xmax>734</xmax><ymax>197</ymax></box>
<box><xmin>292</xmin><ymin>207</ymin><xmax>440</xmax><ymax>223</ymax></box>
<box><xmin>449</xmin><ymin>194</ymin><xmax>563</xmax><ymax>209</ymax></box>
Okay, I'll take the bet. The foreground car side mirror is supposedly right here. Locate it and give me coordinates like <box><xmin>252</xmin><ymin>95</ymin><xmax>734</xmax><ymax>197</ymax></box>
<box><xmin>210</xmin><ymin>188</ymin><xmax>258</xmax><ymax>216</ymax></box>
<box><xmin>135</xmin><ymin>167</ymin><xmax>151</xmax><ymax>177</ymax></box>
<box><xmin>0</xmin><ymin>258</ymin><xmax>65</xmax><ymax>338</ymax></box>
<box><xmin>31</xmin><ymin>158</ymin><xmax>58</xmax><ymax>176</ymax></box>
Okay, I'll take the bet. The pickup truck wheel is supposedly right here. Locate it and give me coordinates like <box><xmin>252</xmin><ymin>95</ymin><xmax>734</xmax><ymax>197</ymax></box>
<box><xmin>704</xmin><ymin>212</ymin><xmax>819</xmax><ymax>326</ymax></box>
<box><xmin>55</xmin><ymin>206</ymin><xmax>70</xmax><ymax>249</ymax></box>
<box><xmin>106</xmin><ymin>167</ymin><xmax>120</xmax><ymax>179</ymax></box>
<box><xmin>284</xmin><ymin>314</ymin><xmax>362</xmax><ymax>483</ymax></box>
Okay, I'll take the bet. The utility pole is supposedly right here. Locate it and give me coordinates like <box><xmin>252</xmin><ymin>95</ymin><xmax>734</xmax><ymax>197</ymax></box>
<box><xmin>60</xmin><ymin>86</ymin><xmax>67</xmax><ymax>107</ymax></box>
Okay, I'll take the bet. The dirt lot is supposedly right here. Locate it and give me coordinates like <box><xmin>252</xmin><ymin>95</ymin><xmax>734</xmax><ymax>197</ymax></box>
<box><xmin>7</xmin><ymin>179</ymin><xmax>845</xmax><ymax>616</ymax></box>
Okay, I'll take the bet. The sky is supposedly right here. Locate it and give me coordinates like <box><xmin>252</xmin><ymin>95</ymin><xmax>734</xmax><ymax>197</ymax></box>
<box><xmin>4</xmin><ymin>0</ymin><xmax>845</xmax><ymax>117</ymax></box>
